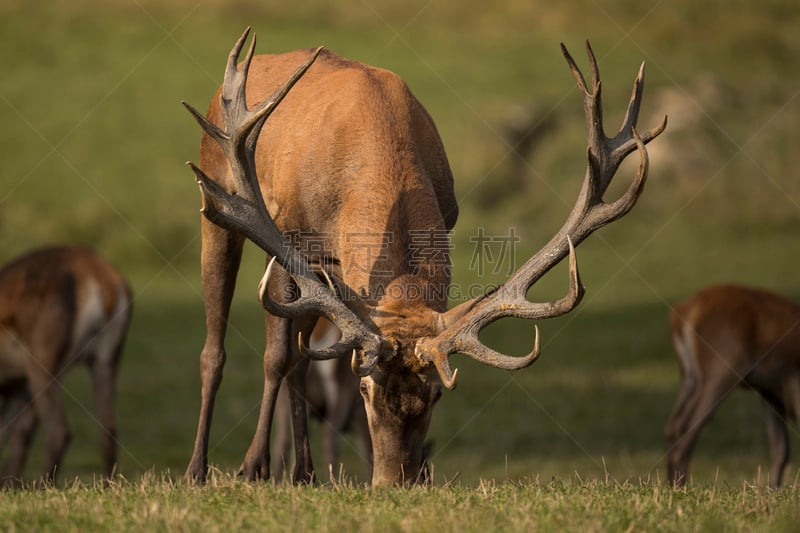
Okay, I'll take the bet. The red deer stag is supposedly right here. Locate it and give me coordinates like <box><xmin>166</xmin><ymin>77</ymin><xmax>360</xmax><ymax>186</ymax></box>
<box><xmin>666</xmin><ymin>284</ymin><xmax>800</xmax><ymax>488</ymax></box>
<box><xmin>183</xmin><ymin>28</ymin><xmax>666</xmax><ymax>486</ymax></box>
<box><xmin>0</xmin><ymin>246</ymin><xmax>131</xmax><ymax>486</ymax></box>
<box><xmin>272</xmin><ymin>319</ymin><xmax>371</xmax><ymax>480</ymax></box>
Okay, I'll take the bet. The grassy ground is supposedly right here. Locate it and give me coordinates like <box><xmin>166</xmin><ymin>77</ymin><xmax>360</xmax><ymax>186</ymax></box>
<box><xmin>2</xmin><ymin>0</ymin><xmax>800</xmax><ymax>529</ymax></box>
<box><xmin>2</xmin><ymin>475</ymin><xmax>800</xmax><ymax>532</ymax></box>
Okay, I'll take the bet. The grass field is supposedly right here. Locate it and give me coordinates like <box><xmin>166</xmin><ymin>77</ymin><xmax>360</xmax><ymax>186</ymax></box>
<box><xmin>1</xmin><ymin>0</ymin><xmax>800</xmax><ymax>530</ymax></box>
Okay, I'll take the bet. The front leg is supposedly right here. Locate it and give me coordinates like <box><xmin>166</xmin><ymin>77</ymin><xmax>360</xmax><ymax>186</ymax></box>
<box><xmin>185</xmin><ymin>218</ymin><xmax>244</xmax><ymax>484</ymax></box>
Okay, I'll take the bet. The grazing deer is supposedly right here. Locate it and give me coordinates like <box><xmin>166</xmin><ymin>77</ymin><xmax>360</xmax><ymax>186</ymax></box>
<box><xmin>666</xmin><ymin>284</ymin><xmax>800</xmax><ymax>488</ymax></box>
<box><xmin>0</xmin><ymin>246</ymin><xmax>132</xmax><ymax>486</ymax></box>
<box><xmin>271</xmin><ymin>319</ymin><xmax>372</xmax><ymax>480</ymax></box>
<box><xmin>183</xmin><ymin>28</ymin><xmax>666</xmax><ymax>486</ymax></box>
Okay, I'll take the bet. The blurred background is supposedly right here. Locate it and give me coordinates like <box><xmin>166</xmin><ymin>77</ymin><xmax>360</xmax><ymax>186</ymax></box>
<box><xmin>1</xmin><ymin>0</ymin><xmax>798</xmax><ymax>485</ymax></box>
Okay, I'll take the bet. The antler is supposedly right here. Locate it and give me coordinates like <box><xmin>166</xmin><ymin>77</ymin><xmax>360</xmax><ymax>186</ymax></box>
<box><xmin>184</xmin><ymin>28</ymin><xmax>394</xmax><ymax>372</ymax></box>
<box><xmin>416</xmin><ymin>41</ymin><xmax>668</xmax><ymax>389</ymax></box>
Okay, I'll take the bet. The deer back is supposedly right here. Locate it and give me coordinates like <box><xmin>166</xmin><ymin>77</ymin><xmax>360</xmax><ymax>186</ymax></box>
<box><xmin>199</xmin><ymin>50</ymin><xmax>458</xmax><ymax>310</ymax></box>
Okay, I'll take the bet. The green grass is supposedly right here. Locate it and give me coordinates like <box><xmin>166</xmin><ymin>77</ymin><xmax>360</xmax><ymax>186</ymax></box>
<box><xmin>2</xmin><ymin>0</ymin><xmax>800</xmax><ymax>529</ymax></box>
<box><xmin>2</xmin><ymin>475</ymin><xmax>800</xmax><ymax>532</ymax></box>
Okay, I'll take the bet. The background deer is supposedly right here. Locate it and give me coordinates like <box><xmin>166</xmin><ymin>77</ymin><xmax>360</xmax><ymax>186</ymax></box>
<box><xmin>183</xmin><ymin>28</ymin><xmax>665</xmax><ymax>486</ymax></box>
<box><xmin>666</xmin><ymin>283</ymin><xmax>800</xmax><ymax>488</ymax></box>
<box><xmin>271</xmin><ymin>318</ymin><xmax>371</xmax><ymax>480</ymax></box>
<box><xmin>0</xmin><ymin>246</ymin><xmax>132</xmax><ymax>487</ymax></box>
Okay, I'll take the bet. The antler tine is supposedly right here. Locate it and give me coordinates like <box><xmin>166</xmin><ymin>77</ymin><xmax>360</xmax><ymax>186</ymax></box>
<box><xmin>585</xmin><ymin>41</ymin><xmax>600</xmax><ymax>89</ymax></box>
<box><xmin>222</xmin><ymin>26</ymin><xmax>253</xmax><ymax>110</ymax></box>
<box><xmin>182</xmin><ymin>101</ymin><xmax>228</xmax><ymax>145</ymax></box>
<box><xmin>617</xmin><ymin>61</ymin><xmax>645</xmax><ymax>140</ymax></box>
<box><xmin>225</xmin><ymin>26</ymin><xmax>251</xmax><ymax>80</ymax></box>
<box><xmin>560</xmin><ymin>43</ymin><xmax>588</xmax><ymax>94</ymax></box>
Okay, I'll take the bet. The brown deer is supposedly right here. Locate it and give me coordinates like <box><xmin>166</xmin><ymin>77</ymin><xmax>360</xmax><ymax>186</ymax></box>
<box><xmin>182</xmin><ymin>28</ymin><xmax>666</xmax><ymax>486</ymax></box>
<box><xmin>666</xmin><ymin>284</ymin><xmax>800</xmax><ymax>488</ymax></box>
<box><xmin>0</xmin><ymin>246</ymin><xmax>132</xmax><ymax>486</ymax></box>
<box><xmin>271</xmin><ymin>318</ymin><xmax>372</xmax><ymax>480</ymax></box>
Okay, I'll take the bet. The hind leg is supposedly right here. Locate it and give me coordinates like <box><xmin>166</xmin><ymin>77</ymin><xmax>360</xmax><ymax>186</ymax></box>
<box><xmin>761</xmin><ymin>394</ymin><xmax>788</xmax><ymax>489</ymax></box>
<box><xmin>665</xmin><ymin>329</ymin><xmax>698</xmax><ymax>445</ymax></box>
<box><xmin>239</xmin><ymin>262</ymin><xmax>305</xmax><ymax>482</ymax></box>
<box><xmin>0</xmin><ymin>392</ymin><xmax>38</xmax><ymax>487</ymax></box>
<box><xmin>665</xmin><ymin>371</ymin><xmax>697</xmax><ymax>449</ymax></box>
<box><xmin>285</xmin><ymin>316</ymin><xmax>316</xmax><ymax>483</ymax></box>
<box><xmin>25</xmin><ymin>372</ymin><xmax>70</xmax><ymax>483</ymax></box>
<box><xmin>239</xmin><ymin>310</ymin><xmax>291</xmax><ymax>481</ymax></box>
<box><xmin>90</xmin><ymin>303</ymin><xmax>129</xmax><ymax>478</ymax></box>
<box><xmin>91</xmin><ymin>358</ymin><xmax>120</xmax><ymax>478</ymax></box>
<box><xmin>269</xmin><ymin>381</ymin><xmax>292</xmax><ymax>480</ymax></box>
<box><xmin>666</xmin><ymin>373</ymin><xmax>737</xmax><ymax>486</ymax></box>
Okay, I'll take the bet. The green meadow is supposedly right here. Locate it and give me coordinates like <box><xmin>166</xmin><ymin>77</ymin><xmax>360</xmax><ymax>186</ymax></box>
<box><xmin>1</xmin><ymin>0</ymin><xmax>799</xmax><ymax>530</ymax></box>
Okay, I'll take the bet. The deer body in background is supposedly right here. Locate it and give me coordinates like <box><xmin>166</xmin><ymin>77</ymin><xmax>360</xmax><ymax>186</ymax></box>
<box><xmin>271</xmin><ymin>319</ymin><xmax>371</xmax><ymax>480</ymax></box>
<box><xmin>183</xmin><ymin>28</ymin><xmax>665</xmax><ymax>486</ymax></box>
<box><xmin>666</xmin><ymin>284</ymin><xmax>800</xmax><ymax>488</ymax></box>
<box><xmin>0</xmin><ymin>246</ymin><xmax>132</xmax><ymax>486</ymax></box>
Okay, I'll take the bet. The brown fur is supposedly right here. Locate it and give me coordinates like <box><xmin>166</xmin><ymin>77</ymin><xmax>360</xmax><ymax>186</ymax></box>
<box><xmin>665</xmin><ymin>283</ymin><xmax>800</xmax><ymax>488</ymax></box>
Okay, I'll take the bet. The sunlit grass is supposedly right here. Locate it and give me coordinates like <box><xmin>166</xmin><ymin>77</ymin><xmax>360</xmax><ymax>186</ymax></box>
<box><xmin>2</xmin><ymin>474</ymin><xmax>800</xmax><ymax>532</ymax></box>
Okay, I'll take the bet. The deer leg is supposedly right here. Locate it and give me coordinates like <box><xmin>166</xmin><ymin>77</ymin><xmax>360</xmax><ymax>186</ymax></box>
<box><xmin>91</xmin><ymin>358</ymin><xmax>120</xmax><ymax>478</ymax></box>
<box><xmin>25</xmin><ymin>372</ymin><xmax>70</xmax><ymax>484</ymax></box>
<box><xmin>317</xmin><ymin>359</ymin><xmax>344</xmax><ymax>471</ymax></box>
<box><xmin>0</xmin><ymin>392</ymin><xmax>19</xmax><ymax>450</ymax></box>
<box><xmin>323</xmin><ymin>397</ymin><xmax>345</xmax><ymax>474</ymax></box>
<box><xmin>186</xmin><ymin>218</ymin><xmax>245</xmax><ymax>483</ymax></box>
<box><xmin>239</xmin><ymin>263</ymin><xmax>293</xmax><ymax>482</ymax></box>
<box><xmin>21</xmin><ymin>315</ymin><xmax>74</xmax><ymax>485</ymax></box>
<box><xmin>269</xmin><ymin>381</ymin><xmax>292</xmax><ymax>480</ymax></box>
<box><xmin>666</xmin><ymin>375</ymin><xmax>735</xmax><ymax>487</ymax></box>
<box><xmin>665</xmin><ymin>330</ymin><xmax>699</xmax><ymax>444</ymax></box>
<box><xmin>665</xmin><ymin>373</ymin><xmax>697</xmax><ymax>451</ymax></box>
<box><xmin>286</xmin><ymin>316</ymin><xmax>316</xmax><ymax>484</ymax></box>
<box><xmin>323</xmin><ymin>360</ymin><xmax>364</xmax><ymax>473</ymax></box>
<box><xmin>354</xmin><ymin>400</ymin><xmax>373</xmax><ymax>479</ymax></box>
<box><xmin>760</xmin><ymin>393</ymin><xmax>788</xmax><ymax>489</ymax></box>
<box><xmin>90</xmin><ymin>304</ymin><xmax>128</xmax><ymax>479</ymax></box>
<box><xmin>0</xmin><ymin>392</ymin><xmax>38</xmax><ymax>488</ymax></box>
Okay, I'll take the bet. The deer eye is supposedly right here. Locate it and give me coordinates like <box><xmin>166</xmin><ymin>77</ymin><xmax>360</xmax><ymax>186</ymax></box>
<box><xmin>432</xmin><ymin>387</ymin><xmax>443</xmax><ymax>403</ymax></box>
<box><xmin>359</xmin><ymin>380</ymin><xmax>369</xmax><ymax>398</ymax></box>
